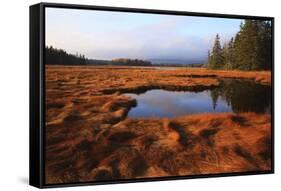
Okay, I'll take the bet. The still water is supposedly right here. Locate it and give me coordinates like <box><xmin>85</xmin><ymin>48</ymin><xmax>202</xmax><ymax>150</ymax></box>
<box><xmin>125</xmin><ymin>79</ymin><xmax>271</xmax><ymax>118</ymax></box>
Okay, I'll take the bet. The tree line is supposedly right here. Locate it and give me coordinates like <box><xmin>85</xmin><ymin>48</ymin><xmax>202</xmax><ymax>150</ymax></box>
<box><xmin>207</xmin><ymin>20</ymin><xmax>272</xmax><ymax>71</ymax></box>
<box><xmin>45</xmin><ymin>46</ymin><xmax>87</xmax><ymax>65</ymax></box>
<box><xmin>45</xmin><ymin>46</ymin><xmax>152</xmax><ymax>66</ymax></box>
<box><xmin>111</xmin><ymin>58</ymin><xmax>152</xmax><ymax>66</ymax></box>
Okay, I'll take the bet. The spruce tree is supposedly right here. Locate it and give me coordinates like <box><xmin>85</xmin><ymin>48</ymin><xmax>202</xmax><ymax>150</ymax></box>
<box><xmin>224</xmin><ymin>37</ymin><xmax>235</xmax><ymax>70</ymax></box>
<box><xmin>234</xmin><ymin>20</ymin><xmax>258</xmax><ymax>70</ymax></box>
<box><xmin>206</xmin><ymin>19</ymin><xmax>271</xmax><ymax>71</ymax></box>
<box><xmin>234</xmin><ymin>20</ymin><xmax>272</xmax><ymax>70</ymax></box>
<box><xmin>208</xmin><ymin>34</ymin><xmax>224</xmax><ymax>69</ymax></box>
<box><xmin>222</xmin><ymin>42</ymin><xmax>228</xmax><ymax>69</ymax></box>
<box><xmin>256</xmin><ymin>20</ymin><xmax>272</xmax><ymax>70</ymax></box>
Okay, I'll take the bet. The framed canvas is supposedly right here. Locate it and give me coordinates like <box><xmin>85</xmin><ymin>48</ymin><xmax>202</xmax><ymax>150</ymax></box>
<box><xmin>30</xmin><ymin>2</ymin><xmax>274</xmax><ymax>188</ymax></box>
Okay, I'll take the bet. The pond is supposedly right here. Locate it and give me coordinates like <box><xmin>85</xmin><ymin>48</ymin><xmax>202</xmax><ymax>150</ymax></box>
<box><xmin>124</xmin><ymin>79</ymin><xmax>271</xmax><ymax>118</ymax></box>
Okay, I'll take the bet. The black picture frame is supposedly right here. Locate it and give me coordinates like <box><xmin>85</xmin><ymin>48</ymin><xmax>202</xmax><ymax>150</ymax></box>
<box><xmin>30</xmin><ymin>2</ymin><xmax>275</xmax><ymax>188</ymax></box>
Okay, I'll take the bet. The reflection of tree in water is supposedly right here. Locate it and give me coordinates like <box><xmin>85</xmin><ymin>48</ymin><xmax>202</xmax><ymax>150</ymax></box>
<box><xmin>210</xmin><ymin>88</ymin><xmax>220</xmax><ymax>110</ymax></box>
<box><xmin>209</xmin><ymin>79</ymin><xmax>271</xmax><ymax>113</ymax></box>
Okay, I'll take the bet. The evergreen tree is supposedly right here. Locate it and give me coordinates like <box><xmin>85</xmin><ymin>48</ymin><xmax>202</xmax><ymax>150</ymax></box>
<box><xmin>207</xmin><ymin>20</ymin><xmax>272</xmax><ymax>71</ymax></box>
<box><xmin>222</xmin><ymin>42</ymin><xmax>228</xmax><ymax>69</ymax></box>
<box><xmin>224</xmin><ymin>37</ymin><xmax>235</xmax><ymax>70</ymax></box>
<box><xmin>256</xmin><ymin>21</ymin><xmax>272</xmax><ymax>70</ymax></box>
<box><xmin>234</xmin><ymin>20</ymin><xmax>258</xmax><ymax>70</ymax></box>
<box><xmin>234</xmin><ymin>20</ymin><xmax>272</xmax><ymax>70</ymax></box>
<box><xmin>208</xmin><ymin>34</ymin><xmax>225</xmax><ymax>69</ymax></box>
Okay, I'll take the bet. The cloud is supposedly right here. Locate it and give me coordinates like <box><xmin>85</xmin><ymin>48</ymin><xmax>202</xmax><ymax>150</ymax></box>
<box><xmin>46</xmin><ymin>8</ymin><xmax>241</xmax><ymax>62</ymax></box>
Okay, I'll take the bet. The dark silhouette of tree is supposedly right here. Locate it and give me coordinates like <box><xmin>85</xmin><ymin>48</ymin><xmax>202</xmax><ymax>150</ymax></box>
<box><xmin>45</xmin><ymin>46</ymin><xmax>87</xmax><ymax>65</ymax></box>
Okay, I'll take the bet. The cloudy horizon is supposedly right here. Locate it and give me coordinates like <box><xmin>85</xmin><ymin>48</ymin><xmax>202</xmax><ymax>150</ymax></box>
<box><xmin>46</xmin><ymin>7</ymin><xmax>242</xmax><ymax>63</ymax></box>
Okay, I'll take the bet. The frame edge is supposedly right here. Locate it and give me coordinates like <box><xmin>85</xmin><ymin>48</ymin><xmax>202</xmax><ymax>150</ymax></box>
<box><xmin>29</xmin><ymin>3</ymin><xmax>44</xmax><ymax>188</ymax></box>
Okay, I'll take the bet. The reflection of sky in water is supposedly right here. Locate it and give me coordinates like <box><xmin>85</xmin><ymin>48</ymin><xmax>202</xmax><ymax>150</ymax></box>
<box><xmin>125</xmin><ymin>89</ymin><xmax>232</xmax><ymax>118</ymax></box>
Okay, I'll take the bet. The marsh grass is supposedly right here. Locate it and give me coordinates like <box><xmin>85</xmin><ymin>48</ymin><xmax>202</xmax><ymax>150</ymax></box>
<box><xmin>45</xmin><ymin>65</ymin><xmax>271</xmax><ymax>184</ymax></box>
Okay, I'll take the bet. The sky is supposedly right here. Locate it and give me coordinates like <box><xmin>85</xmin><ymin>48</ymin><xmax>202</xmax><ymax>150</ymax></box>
<box><xmin>46</xmin><ymin>7</ymin><xmax>243</xmax><ymax>63</ymax></box>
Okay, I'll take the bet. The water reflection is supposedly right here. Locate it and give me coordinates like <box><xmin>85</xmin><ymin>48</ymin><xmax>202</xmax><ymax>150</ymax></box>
<box><xmin>125</xmin><ymin>79</ymin><xmax>271</xmax><ymax>118</ymax></box>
